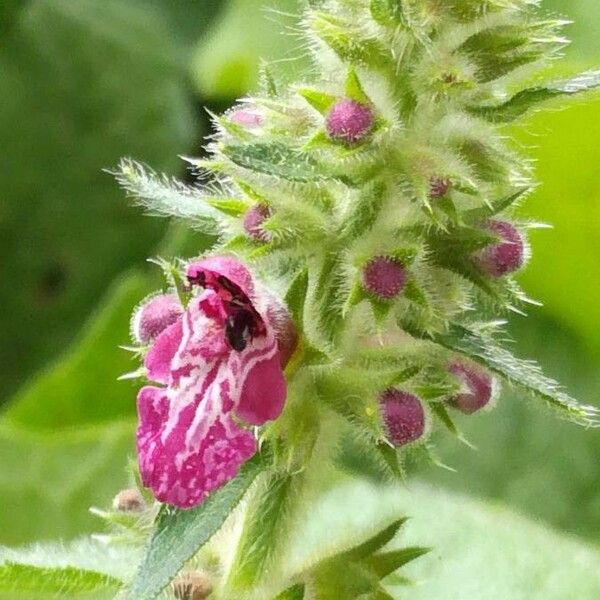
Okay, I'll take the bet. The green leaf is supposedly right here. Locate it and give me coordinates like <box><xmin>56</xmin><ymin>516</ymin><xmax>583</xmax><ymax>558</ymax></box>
<box><xmin>222</xmin><ymin>142</ymin><xmax>334</xmax><ymax>183</ymax></box>
<box><xmin>274</xmin><ymin>584</ymin><xmax>305</xmax><ymax>600</ymax></box>
<box><xmin>424</xmin><ymin>322</ymin><xmax>598</xmax><ymax>425</ymax></box>
<box><xmin>285</xmin><ymin>268</ymin><xmax>309</xmax><ymax>331</ymax></box>
<box><xmin>114</xmin><ymin>159</ymin><xmax>221</xmax><ymax>231</ymax></box>
<box><xmin>284</xmin><ymin>475</ymin><xmax>600</xmax><ymax>599</ymax></box>
<box><xmin>0</xmin><ymin>563</ymin><xmax>120</xmax><ymax>599</ymax></box>
<box><xmin>469</xmin><ymin>70</ymin><xmax>600</xmax><ymax>122</ymax></box>
<box><xmin>227</xmin><ymin>472</ymin><xmax>299</xmax><ymax>590</ymax></box>
<box><xmin>125</xmin><ymin>453</ymin><xmax>265</xmax><ymax>600</ymax></box>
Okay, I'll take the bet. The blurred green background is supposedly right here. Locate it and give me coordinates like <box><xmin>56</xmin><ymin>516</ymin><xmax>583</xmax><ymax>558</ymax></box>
<box><xmin>0</xmin><ymin>0</ymin><xmax>598</xmax><ymax>584</ymax></box>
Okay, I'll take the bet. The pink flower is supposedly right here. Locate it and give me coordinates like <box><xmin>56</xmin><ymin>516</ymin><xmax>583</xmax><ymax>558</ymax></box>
<box><xmin>136</xmin><ymin>257</ymin><xmax>292</xmax><ymax>508</ymax></box>
<box><xmin>326</xmin><ymin>99</ymin><xmax>374</xmax><ymax>144</ymax></box>
<box><xmin>472</xmin><ymin>220</ymin><xmax>525</xmax><ymax>277</ymax></box>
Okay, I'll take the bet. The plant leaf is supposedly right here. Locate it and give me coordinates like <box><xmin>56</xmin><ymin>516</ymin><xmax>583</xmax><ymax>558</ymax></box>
<box><xmin>0</xmin><ymin>562</ymin><xmax>120</xmax><ymax>599</ymax></box>
<box><xmin>469</xmin><ymin>70</ymin><xmax>600</xmax><ymax>122</ymax></box>
<box><xmin>273</xmin><ymin>584</ymin><xmax>305</xmax><ymax>600</ymax></box>
<box><xmin>222</xmin><ymin>142</ymin><xmax>335</xmax><ymax>183</ymax></box>
<box><xmin>125</xmin><ymin>452</ymin><xmax>265</xmax><ymax>600</ymax></box>
<box><xmin>423</xmin><ymin>322</ymin><xmax>598</xmax><ymax>425</ymax></box>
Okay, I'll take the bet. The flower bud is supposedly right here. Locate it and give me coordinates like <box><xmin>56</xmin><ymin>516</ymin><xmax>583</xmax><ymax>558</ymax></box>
<box><xmin>326</xmin><ymin>98</ymin><xmax>374</xmax><ymax>144</ymax></box>
<box><xmin>229</xmin><ymin>105</ymin><xmax>264</xmax><ymax>128</ymax></box>
<box><xmin>243</xmin><ymin>204</ymin><xmax>271</xmax><ymax>242</ymax></box>
<box><xmin>172</xmin><ymin>572</ymin><xmax>213</xmax><ymax>600</ymax></box>
<box><xmin>447</xmin><ymin>360</ymin><xmax>494</xmax><ymax>414</ymax></box>
<box><xmin>472</xmin><ymin>220</ymin><xmax>525</xmax><ymax>277</ymax></box>
<box><xmin>362</xmin><ymin>256</ymin><xmax>407</xmax><ymax>300</ymax></box>
<box><xmin>429</xmin><ymin>177</ymin><xmax>451</xmax><ymax>199</ymax></box>
<box><xmin>132</xmin><ymin>294</ymin><xmax>183</xmax><ymax>344</ymax></box>
<box><xmin>112</xmin><ymin>488</ymin><xmax>145</xmax><ymax>512</ymax></box>
<box><xmin>379</xmin><ymin>389</ymin><xmax>426</xmax><ymax>447</ymax></box>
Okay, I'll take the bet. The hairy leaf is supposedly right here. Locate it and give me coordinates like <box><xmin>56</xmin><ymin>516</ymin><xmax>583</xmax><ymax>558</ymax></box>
<box><xmin>222</xmin><ymin>143</ymin><xmax>334</xmax><ymax>182</ymax></box>
<box><xmin>469</xmin><ymin>71</ymin><xmax>600</xmax><ymax>122</ymax></box>
<box><xmin>0</xmin><ymin>563</ymin><xmax>120</xmax><ymax>599</ymax></box>
<box><xmin>125</xmin><ymin>453</ymin><xmax>265</xmax><ymax>600</ymax></box>
<box><xmin>425</xmin><ymin>322</ymin><xmax>598</xmax><ymax>425</ymax></box>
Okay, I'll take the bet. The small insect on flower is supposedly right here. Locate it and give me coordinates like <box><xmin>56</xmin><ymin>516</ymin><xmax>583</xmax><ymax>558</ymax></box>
<box><xmin>447</xmin><ymin>360</ymin><xmax>495</xmax><ymax>414</ymax></box>
<box><xmin>472</xmin><ymin>220</ymin><xmax>525</xmax><ymax>277</ymax></box>
<box><xmin>363</xmin><ymin>256</ymin><xmax>407</xmax><ymax>300</ymax></box>
<box><xmin>172</xmin><ymin>571</ymin><xmax>213</xmax><ymax>600</ymax></box>
<box><xmin>379</xmin><ymin>389</ymin><xmax>426</xmax><ymax>447</ymax></box>
<box><xmin>112</xmin><ymin>488</ymin><xmax>145</xmax><ymax>513</ymax></box>
<box><xmin>326</xmin><ymin>98</ymin><xmax>374</xmax><ymax>144</ymax></box>
<box><xmin>136</xmin><ymin>256</ymin><xmax>295</xmax><ymax>509</ymax></box>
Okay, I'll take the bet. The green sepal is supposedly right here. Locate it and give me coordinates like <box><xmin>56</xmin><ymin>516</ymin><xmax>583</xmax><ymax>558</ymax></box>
<box><xmin>298</xmin><ymin>87</ymin><xmax>337</xmax><ymax>114</ymax></box>
<box><xmin>310</xmin><ymin>12</ymin><xmax>391</xmax><ymax>68</ymax></box>
<box><xmin>285</xmin><ymin>268</ymin><xmax>309</xmax><ymax>332</ymax></box>
<box><xmin>345</xmin><ymin>518</ymin><xmax>408</xmax><ymax>560</ymax></box>
<box><xmin>361</xmin><ymin>547</ymin><xmax>430</xmax><ymax>579</ymax></box>
<box><xmin>466</xmin><ymin>187</ymin><xmax>530</xmax><ymax>220</ymax></box>
<box><xmin>468</xmin><ymin>70</ymin><xmax>600</xmax><ymax>122</ymax></box>
<box><xmin>376</xmin><ymin>443</ymin><xmax>406</xmax><ymax>481</ymax></box>
<box><xmin>206</xmin><ymin>197</ymin><xmax>250</xmax><ymax>217</ymax></box>
<box><xmin>345</xmin><ymin>67</ymin><xmax>371</xmax><ymax>104</ymax></box>
<box><xmin>459</xmin><ymin>21</ymin><xmax>568</xmax><ymax>83</ymax></box>
<box><xmin>340</xmin><ymin>180</ymin><xmax>386</xmax><ymax>242</ymax></box>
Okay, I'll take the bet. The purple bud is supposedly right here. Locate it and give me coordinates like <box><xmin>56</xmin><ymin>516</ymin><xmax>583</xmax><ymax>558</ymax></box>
<box><xmin>326</xmin><ymin>99</ymin><xmax>374</xmax><ymax>144</ymax></box>
<box><xmin>447</xmin><ymin>360</ymin><xmax>494</xmax><ymax>414</ymax></box>
<box><xmin>379</xmin><ymin>389</ymin><xmax>426</xmax><ymax>447</ymax></box>
<box><xmin>363</xmin><ymin>256</ymin><xmax>407</xmax><ymax>300</ymax></box>
<box><xmin>229</xmin><ymin>106</ymin><xmax>264</xmax><ymax>128</ymax></box>
<box><xmin>473</xmin><ymin>220</ymin><xmax>525</xmax><ymax>277</ymax></box>
<box><xmin>429</xmin><ymin>177</ymin><xmax>451</xmax><ymax>199</ymax></box>
<box><xmin>243</xmin><ymin>204</ymin><xmax>271</xmax><ymax>242</ymax></box>
<box><xmin>132</xmin><ymin>294</ymin><xmax>183</xmax><ymax>344</ymax></box>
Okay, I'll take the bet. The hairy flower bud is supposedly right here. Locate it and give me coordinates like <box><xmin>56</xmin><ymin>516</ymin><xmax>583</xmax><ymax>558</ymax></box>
<box><xmin>379</xmin><ymin>389</ymin><xmax>426</xmax><ymax>447</ymax></box>
<box><xmin>447</xmin><ymin>360</ymin><xmax>494</xmax><ymax>414</ymax></box>
<box><xmin>112</xmin><ymin>488</ymin><xmax>145</xmax><ymax>512</ymax></box>
<box><xmin>326</xmin><ymin>98</ymin><xmax>374</xmax><ymax>144</ymax></box>
<box><xmin>363</xmin><ymin>256</ymin><xmax>407</xmax><ymax>300</ymax></box>
<box><xmin>131</xmin><ymin>294</ymin><xmax>183</xmax><ymax>344</ymax></box>
<box><xmin>243</xmin><ymin>204</ymin><xmax>271</xmax><ymax>242</ymax></box>
<box><xmin>473</xmin><ymin>220</ymin><xmax>525</xmax><ymax>277</ymax></box>
<box><xmin>229</xmin><ymin>105</ymin><xmax>264</xmax><ymax>128</ymax></box>
<box><xmin>172</xmin><ymin>571</ymin><xmax>213</xmax><ymax>600</ymax></box>
<box><xmin>429</xmin><ymin>177</ymin><xmax>451</xmax><ymax>199</ymax></box>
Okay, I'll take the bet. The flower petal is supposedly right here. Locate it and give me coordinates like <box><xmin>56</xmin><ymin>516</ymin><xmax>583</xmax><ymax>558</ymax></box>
<box><xmin>236</xmin><ymin>334</ymin><xmax>286</xmax><ymax>425</ymax></box>
<box><xmin>186</xmin><ymin>255</ymin><xmax>255</xmax><ymax>299</ymax></box>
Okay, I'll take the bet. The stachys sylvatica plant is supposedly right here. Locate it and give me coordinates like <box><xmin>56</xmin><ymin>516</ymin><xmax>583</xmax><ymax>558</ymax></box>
<box><xmin>105</xmin><ymin>1</ymin><xmax>600</xmax><ymax>598</ymax></box>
